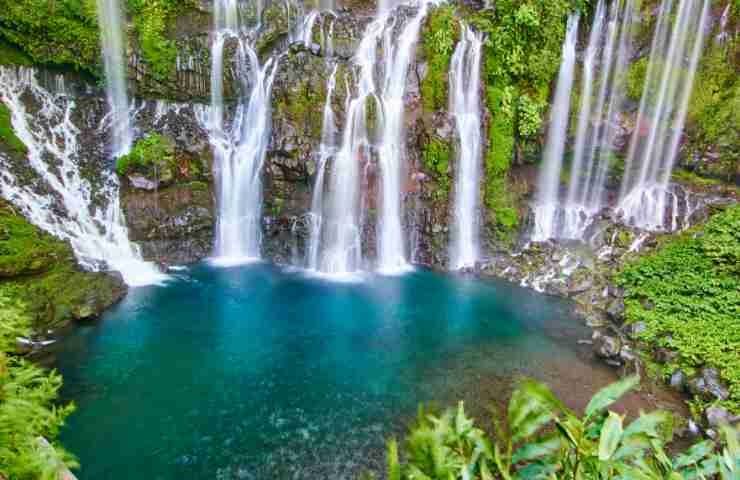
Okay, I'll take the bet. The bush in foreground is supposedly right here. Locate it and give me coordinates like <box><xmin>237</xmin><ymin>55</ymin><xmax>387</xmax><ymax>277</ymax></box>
<box><xmin>376</xmin><ymin>376</ymin><xmax>739</xmax><ymax>479</ymax></box>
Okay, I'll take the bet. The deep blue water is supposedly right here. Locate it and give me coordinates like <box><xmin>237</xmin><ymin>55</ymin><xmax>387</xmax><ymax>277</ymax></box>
<box><xmin>53</xmin><ymin>263</ymin><xmax>597</xmax><ymax>479</ymax></box>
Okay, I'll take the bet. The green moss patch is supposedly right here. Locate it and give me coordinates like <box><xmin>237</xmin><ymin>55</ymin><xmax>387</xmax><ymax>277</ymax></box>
<box><xmin>0</xmin><ymin>103</ymin><xmax>27</xmax><ymax>155</ymax></box>
<box><xmin>421</xmin><ymin>137</ymin><xmax>451</xmax><ymax>201</ymax></box>
<box><xmin>618</xmin><ymin>205</ymin><xmax>740</xmax><ymax>413</ymax></box>
<box><xmin>421</xmin><ymin>5</ymin><xmax>458</xmax><ymax>113</ymax></box>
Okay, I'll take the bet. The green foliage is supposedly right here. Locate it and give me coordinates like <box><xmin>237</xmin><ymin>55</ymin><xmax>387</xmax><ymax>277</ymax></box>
<box><xmin>462</xmin><ymin>0</ymin><xmax>576</xmax><ymax>236</ymax></box>
<box><xmin>618</xmin><ymin>205</ymin><xmax>740</xmax><ymax>413</ymax></box>
<box><xmin>126</xmin><ymin>0</ymin><xmax>190</xmax><ymax>83</ymax></box>
<box><xmin>686</xmin><ymin>34</ymin><xmax>740</xmax><ymax>182</ymax></box>
<box><xmin>421</xmin><ymin>5</ymin><xmax>458</xmax><ymax>112</ymax></box>
<box><xmin>0</xmin><ymin>103</ymin><xmax>27</xmax><ymax>156</ymax></box>
<box><xmin>484</xmin><ymin>86</ymin><xmax>518</xmax><ymax>233</ymax></box>
<box><xmin>422</xmin><ymin>137</ymin><xmax>451</xmax><ymax>201</ymax></box>
<box><xmin>0</xmin><ymin>202</ymin><xmax>69</xmax><ymax>278</ymax></box>
<box><xmin>383</xmin><ymin>376</ymin><xmax>740</xmax><ymax>479</ymax></box>
<box><xmin>0</xmin><ymin>292</ymin><xmax>76</xmax><ymax>479</ymax></box>
<box><xmin>0</xmin><ymin>39</ymin><xmax>33</xmax><ymax>66</ymax></box>
<box><xmin>625</xmin><ymin>56</ymin><xmax>648</xmax><ymax>102</ymax></box>
<box><xmin>468</xmin><ymin>0</ymin><xmax>573</xmax><ymax>141</ymax></box>
<box><xmin>116</xmin><ymin>133</ymin><xmax>175</xmax><ymax>177</ymax></box>
<box><xmin>0</xmin><ymin>0</ymin><xmax>99</xmax><ymax>72</ymax></box>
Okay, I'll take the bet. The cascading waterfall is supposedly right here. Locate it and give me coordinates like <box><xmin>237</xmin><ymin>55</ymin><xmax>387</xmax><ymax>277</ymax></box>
<box><xmin>309</xmin><ymin>0</ymin><xmax>433</xmax><ymax>276</ymax></box>
<box><xmin>617</xmin><ymin>0</ymin><xmax>710</xmax><ymax>231</ymax></box>
<box><xmin>95</xmin><ymin>0</ymin><xmax>133</xmax><ymax>157</ymax></box>
<box><xmin>307</xmin><ymin>64</ymin><xmax>339</xmax><ymax>270</ymax></box>
<box><xmin>532</xmin><ymin>13</ymin><xmax>580</xmax><ymax>242</ymax></box>
<box><xmin>375</xmin><ymin>0</ymin><xmax>433</xmax><ymax>273</ymax></box>
<box><xmin>448</xmin><ymin>25</ymin><xmax>483</xmax><ymax>270</ymax></box>
<box><xmin>207</xmin><ymin>0</ymin><xmax>280</xmax><ymax>264</ymax></box>
<box><xmin>552</xmin><ymin>0</ymin><xmax>636</xmax><ymax>240</ymax></box>
<box><xmin>0</xmin><ymin>67</ymin><xmax>165</xmax><ymax>286</ymax></box>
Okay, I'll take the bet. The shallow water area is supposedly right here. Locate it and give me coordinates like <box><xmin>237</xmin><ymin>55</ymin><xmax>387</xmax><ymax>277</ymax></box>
<box><xmin>53</xmin><ymin>263</ymin><xmax>646</xmax><ymax>479</ymax></box>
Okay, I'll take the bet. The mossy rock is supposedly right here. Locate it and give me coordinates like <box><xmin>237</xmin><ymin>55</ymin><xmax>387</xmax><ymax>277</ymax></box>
<box><xmin>0</xmin><ymin>201</ymin><xmax>68</xmax><ymax>277</ymax></box>
<box><xmin>0</xmin><ymin>200</ymin><xmax>127</xmax><ymax>333</ymax></box>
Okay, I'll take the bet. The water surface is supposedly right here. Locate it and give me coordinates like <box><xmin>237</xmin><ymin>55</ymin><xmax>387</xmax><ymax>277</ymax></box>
<box><xmin>54</xmin><ymin>263</ymin><xmax>600</xmax><ymax>479</ymax></box>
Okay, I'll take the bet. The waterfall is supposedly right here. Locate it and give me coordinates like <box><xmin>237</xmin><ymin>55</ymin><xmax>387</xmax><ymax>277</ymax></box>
<box><xmin>0</xmin><ymin>67</ymin><xmax>166</xmax><ymax>286</ymax></box>
<box><xmin>532</xmin><ymin>13</ymin><xmax>580</xmax><ymax>242</ymax></box>
<box><xmin>375</xmin><ymin>0</ymin><xmax>433</xmax><ymax>273</ymax></box>
<box><xmin>449</xmin><ymin>26</ymin><xmax>483</xmax><ymax>270</ymax></box>
<box><xmin>617</xmin><ymin>0</ymin><xmax>710</xmax><ymax>231</ymax></box>
<box><xmin>207</xmin><ymin>0</ymin><xmax>280</xmax><ymax>264</ymax></box>
<box><xmin>307</xmin><ymin>64</ymin><xmax>339</xmax><ymax>270</ymax></box>
<box><xmin>96</xmin><ymin>0</ymin><xmax>133</xmax><ymax>157</ymax></box>
<box><xmin>309</xmin><ymin>0</ymin><xmax>433</xmax><ymax>276</ymax></box>
<box><xmin>554</xmin><ymin>0</ymin><xmax>636</xmax><ymax>240</ymax></box>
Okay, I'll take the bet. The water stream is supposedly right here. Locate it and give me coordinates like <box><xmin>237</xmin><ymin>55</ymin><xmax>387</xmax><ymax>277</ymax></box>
<box><xmin>449</xmin><ymin>25</ymin><xmax>483</xmax><ymax>270</ymax></box>
<box><xmin>0</xmin><ymin>67</ymin><xmax>165</xmax><ymax>286</ymax></box>
<box><xmin>95</xmin><ymin>0</ymin><xmax>133</xmax><ymax>157</ymax></box>
<box><xmin>617</xmin><ymin>0</ymin><xmax>710</xmax><ymax>231</ymax></box>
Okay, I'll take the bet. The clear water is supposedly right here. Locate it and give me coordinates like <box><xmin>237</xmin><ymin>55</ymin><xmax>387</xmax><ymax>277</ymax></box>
<box><xmin>54</xmin><ymin>264</ymin><xmax>598</xmax><ymax>479</ymax></box>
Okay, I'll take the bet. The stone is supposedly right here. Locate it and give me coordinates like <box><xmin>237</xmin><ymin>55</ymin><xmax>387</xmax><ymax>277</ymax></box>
<box><xmin>626</xmin><ymin>321</ymin><xmax>646</xmax><ymax>338</ymax></box>
<box><xmin>128</xmin><ymin>174</ymin><xmax>159</xmax><ymax>191</ymax></box>
<box><xmin>606</xmin><ymin>297</ymin><xmax>625</xmax><ymax>322</ymax></box>
<box><xmin>593</xmin><ymin>332</ymin><xmax>621</xmax><ymax>359</ymax></box>
<box><xmin>653</xmin><ymin>347</ymin><xmax>678</xmax><ymax>364</ymax></box>
<box><xmin>704</xmin><ymin>406</ymin><xmax>733</xmax><ymax>428</ymax></box>
<box><xmin>669</xmin><ymin>369</ymin><xmax>688</xmax><ymax>391</ymax></box>
<box><xmin>701</xmin><ymin>368</ymin><xmax>730</xmax><ymax>401</ymax></box>
<box><xmin>569</xmin><ymin>278</ymin><xmax>593</xmax><ymax>295</ymax></box>
<box><xmin>688</xmin><ymin>368</ymin><xmax>730</xmax><ymax>401</ymax></box>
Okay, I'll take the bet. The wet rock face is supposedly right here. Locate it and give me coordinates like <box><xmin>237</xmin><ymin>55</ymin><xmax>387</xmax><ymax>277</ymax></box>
<box><xmin>121</xmin><ymin>184</ymin><xmax>215</xmax><ymax>265</ymax></box>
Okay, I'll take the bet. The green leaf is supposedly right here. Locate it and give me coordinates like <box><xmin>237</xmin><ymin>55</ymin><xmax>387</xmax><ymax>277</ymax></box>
<box><xmin>622</xmin><ymin>410</ymin><xmax>671</xmax><ymax>440</ymax></box>
<box><xmin>387</xmin><ymin>439</ymin><xmax>401</xmax><ymax>480</ymax></box>
<box><xmin>512</xmin><ymin>434</ymin><xmax>561</xmax><ymax>464</ymax></box>
<box><xmin>585</xmin><ymin>376</ymin><xmax>639</xmax><ymax>420</ymax></box>
<box><xmin>673</xmin><ymin>440</ymin><xmax>715</xmax><ymax>469</ymax></box>
<box><xmin>598</xmin><ymin>412</ymin><xmax>624</xmax><ymax>461</ymax></box>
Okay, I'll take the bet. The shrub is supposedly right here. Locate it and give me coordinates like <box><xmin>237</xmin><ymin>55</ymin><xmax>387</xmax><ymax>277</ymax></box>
<box><xmin>618</xmin><ymin>205</ymin><xmax>740</xmax><ymax>413</ymax></box>
<box><xmin>0</xmin><ymin>291</ymin><xmax>77</xmax><ymax>479</ymax></box>
<box><xmin>379</xmin><ymin>376</ymin><xmax>740</xmax><ymax>479</ymax></box>
<box><xmin>116</xmin><ymin>133</ymin><xmax>174</xmax><ymax>177</ymax></box>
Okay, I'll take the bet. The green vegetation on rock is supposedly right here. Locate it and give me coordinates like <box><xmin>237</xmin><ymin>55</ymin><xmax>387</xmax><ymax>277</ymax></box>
<box><xmin>379</xmin><ymin>375</ymin><xmax>740</xmax><ymax>479</ymax></box>
<box><xmin>686</xmin><ymin>31</ymin><xmax>740</xmax><ymax>183</ymax></box>
<box><xmin>464</xmin><ymin>0</ymin><xmax>577</xmax><ymax>234</ymax></box>
<box><xmin>0</xmin><ymin>103</ymin><xmax>27</xmax><ymax>155</ymax></box>
<box><xmin>0</xmin><ymin>0</ymin><xmax>99</xmax><ymax>73</ymax></box>
<box><xmin>116</xmin><ymin>133</ymin><xmax>175</xmax><ymax>178</ymax></box>
<box><xmin>421</xmin><ymin>137</ymin><xmax>451</xmax><ymax>201</ymax></box>
<box><xmin>484</xmin><ymin>86</ymin><xmax>518</xmax><ymax>233</ymax></box>
<box><xmin>126</xmin><ymin>0</ymin><xmax>195</xmax><ymax>83</ymax></box>
<box><xmin>421</xmin><ymin>5</ymin><xmax>458</xmax><ymax>113</ymax></box>
<box><xmin>0</xmin><ymin>200</ymin><xmax>127</xmax><ymax>332</ymax></box>
<box><xmin>618</xmin><ymin>205</ymin><xmax>740</xmax><ymax>414</ymax></box>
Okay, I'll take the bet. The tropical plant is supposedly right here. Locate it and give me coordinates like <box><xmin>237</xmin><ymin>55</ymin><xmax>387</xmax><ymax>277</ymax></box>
<box><xmin>381</xmin><ymin>375</ymin><xmax>740</xmax><ymax>479</ymax></box>
<box><xmin>0</xmin><ymin>292</ymin><xmax>76</xmax><ymax>480</ymax></box>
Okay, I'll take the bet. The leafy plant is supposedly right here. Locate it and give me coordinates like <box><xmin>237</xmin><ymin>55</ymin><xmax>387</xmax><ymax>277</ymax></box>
<box><xmin>421</xmin><ymin>5</ymin><xmax>459</xmax><ymax>112</ymax></box>
<box><xmin>382</xmin><ymin>375</ymin><xmax>740</xmax><ymax>479</ymax></box>
<box><xmin>116</xmin><ymin>133</ymin><xmax>175</xmax><ymax>178</ymax></box>
<box><xmin>618</xmin><ymin>205</ymin><xmax>740</xmax><ymax>413</ymax></box>
<box><xmin>0</xmin><ymin>291</ymin><xmax>77</xmax><ymax>480</ymax></box>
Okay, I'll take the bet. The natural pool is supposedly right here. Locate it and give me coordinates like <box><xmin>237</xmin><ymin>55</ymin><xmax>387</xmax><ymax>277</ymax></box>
<box><xmin>51</xmin><ymin>263</ymin><xmax>627</xmax><ymax>479</ymax></box>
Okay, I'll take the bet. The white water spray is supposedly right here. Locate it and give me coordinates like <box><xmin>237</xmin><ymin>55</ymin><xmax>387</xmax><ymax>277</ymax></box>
<box><xmin>208</xmin><ymin>0</ymin><xmax>280</xmax><ymax>264</ymax></box>
<box><xmin>0</xmin><ymin>67</ymin><xmax>165</xmax><ymax>286</ymax></box>
<box><xmin>532</xmin><ymin>14</ymin><xmax>580</xmax><ymax>242</ymax></box>
<box><xmin>617</xmin><ymin>0</ymin><xmax>710</xmax><ymax>231</ymax></box>
<box><xmin>95</xmin><ymin>0</ymin><xmax>133</xmax><ymax>157</ymax></box>
<box><xmin>449</xmin><ymin>25</ymin><xmax>483</xmax><ymax>270</ymax></box>
<box><xmin>310</xmin><ymin>0</ymin><xmax>434</xmax><ymax>276</ymax></box>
